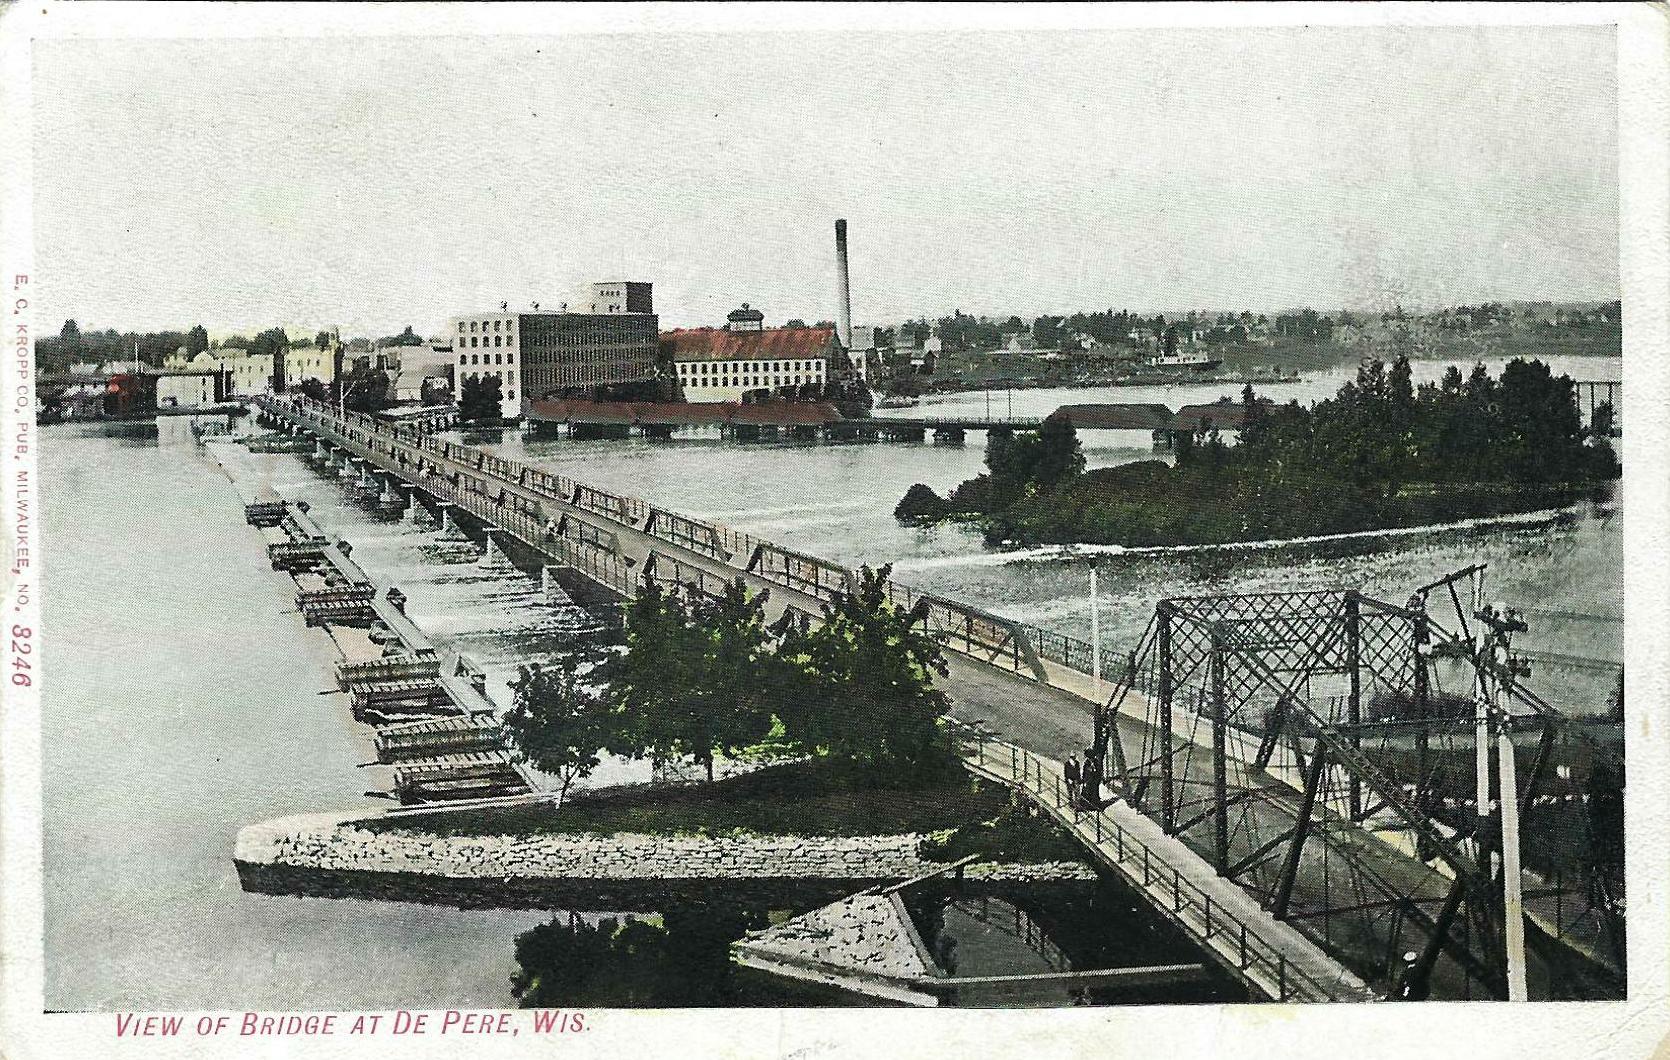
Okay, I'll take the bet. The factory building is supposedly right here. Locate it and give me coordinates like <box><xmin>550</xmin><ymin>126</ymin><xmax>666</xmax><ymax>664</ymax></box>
<box><xmin>664</xmin><ymin>306</ymin><xmax>842</xmax><ymax>404</ymax></box>
<box><xmin>282</xmin><ymin>341</ymin><xmax>340</xmax><ymax>391</ymax></box>
<box><xmin>451</xmin><ymin>282</ymin><xmax>659</xmax><ymax>418</ymax></box>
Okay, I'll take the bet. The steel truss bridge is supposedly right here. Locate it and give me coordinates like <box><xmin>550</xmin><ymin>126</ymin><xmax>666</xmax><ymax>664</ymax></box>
<box><xmin>1096</xmin><ymin>585</ymin><xmax>1623</xmax><ymax>1000</ymax></box>
<box><xmin>251</xmin><ymin>395</ymin><xmax>1623</xmax><ymax>1003</ymax></box>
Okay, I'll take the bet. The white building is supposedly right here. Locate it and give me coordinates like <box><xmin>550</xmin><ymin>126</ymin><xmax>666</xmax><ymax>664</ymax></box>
<box><xmin>215</xmin><ymin>349</ymin><xmax>273</xmax><ymax>396</ymax></box>
<box><xmin>571</xmin><ymin>281</ymin><xmax>653</xmax><ymax>315</ymax></box>
<box><xmin>846</xmin><ymin>324</ymin><xmax>876</xmax><ymax>382</ymax></box>
<box><xmin>283</xmin><ymin>343</ymin><xmax>338</xmax><ymax>390</ymax></box>
<box><xmin>156</xmin><ymin>370</ymin><xmax>223</xmax><ymax>408</ymax></box>
<box><xmin>450</xmin><ymin>311</ymin><xmax>521</xmax><ymax>418</ymax></box>
<box><xmin>664</xmin><ymin>322</ymin><xmax>841</xmax><ymax>405</ymax></box>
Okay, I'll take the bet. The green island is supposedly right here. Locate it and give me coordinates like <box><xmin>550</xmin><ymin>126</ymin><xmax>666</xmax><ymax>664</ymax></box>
<box><xmin>369</xmin><ymin>565</ymin><xmax>1083</xmax><ymax>867</ymax></box>
<box><xmin>895</xmin><ymin>356</ymin><xmax>1619</xmax><ymax>547</ymax></box>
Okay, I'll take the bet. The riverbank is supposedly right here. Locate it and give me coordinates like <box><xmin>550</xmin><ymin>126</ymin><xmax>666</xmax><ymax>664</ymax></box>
<box><xmin>234</xmin><ymin>807</ymin><xmax>1096</xmax><ymax>909</ymax></box>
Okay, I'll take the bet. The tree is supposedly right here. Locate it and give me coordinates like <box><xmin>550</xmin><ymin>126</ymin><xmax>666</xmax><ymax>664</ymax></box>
<box><xmin>341</xmin><ymin>366</ymin><xmax>392</xmax><ymax>412</ymax></box>
<box><xmin>504</xmin><ymin>649</ymin><xmax>614</xmax><ymax>802</ymax></box>
<box><xmin>980</xmin><ymin>413</ymin><xmax>1083</xmax><ymax>502</ymax></box>
<box><xmin>458</xmin><ymin>374</ymin><xmax>503</xmax><ymax>422</ymax></box>
<box><xmin>59</xmin><ymin>319</ymin><xmax>81</xmax><ymax>354</ymax></box>
<box><xmin>777</xmin><ymin>565</ymin><xmax>954</xmax><ymax>778</ymax></box>
<box><xmin>375</xmin><ymin>325</ymin><xmax>424</xmax><ymax>348</ymax></box>
<box><xmin>603</xmin><ymin>580</ymin><xmax>780</xmax><ymax>781</ymax></box>
<box><xmin>249</xmin><ymin>327</ymin><xmax>292</xmax><ymax>362</ymax></box>
<box><xmin>294</xmin><ymin>378</ymin><xmax>328</xmax><ymax>402</ymax></box>
<box><xmin>186</xmin><ymin>324</ymin><xmax>209</xmax><ymax>355</ymax></box>
<box><xmin>1030</xmin><ymin>411</ymin><xmax>1085</xmax><ymax>487</ymax></box>
<box><xmin>315</xmin><ymin>330</ymin><xmax>333</xmax><ymax>350</ymax></box>
<box><xmin>784</xmin><ymin>318</ymin><xmax>807</xmax><ymax>329</ymax></box>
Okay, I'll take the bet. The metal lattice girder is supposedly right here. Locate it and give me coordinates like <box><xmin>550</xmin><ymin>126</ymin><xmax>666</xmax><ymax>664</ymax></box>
<box><xmin>1118</xmin><ymin>589</ymin><xmax>1526</xmax><ymax>997</ymax></box>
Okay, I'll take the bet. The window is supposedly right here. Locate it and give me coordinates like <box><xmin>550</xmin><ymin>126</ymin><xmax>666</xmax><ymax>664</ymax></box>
<box><xmin>494</xmin><ymin>336</ymin><xmax>501</xmax><ymax>347</ymax></box>
<box><xmin>506</xmin><ymin>333</ymin><xmax>513</xmax><ymax>346</ymax></box>
<box><xmin>507</xmin><ymin>353</ymin><xmax>514</xmax><ymax>364</ymax></box>
<box><xmin>459</xmin><ymin>354</ymin><xmax>466</xmax><ymax>365</ymax></box>
<box><xmin>494</xmin><ymin>354</ymin><xmax>502</xmax><ymax>365</ymax></box>
<box><xmin>470</xmin><ymin>322</ymin><xmax>477</xmax><ymax>333</ymax></box>
<box><xmin>471</xmin><ymin>354</ymin><xmax>478</xmax><ymax>365</ymax></box>
<box><xmin>508</xmin><ymin>390</ymin><xmax>515</xmax><ymax>400</ymax></box>
<box><xmin>494</xmin><ymin>320</ymin><xmax>501</xmax><ymax>332</ymax></box>
<box><xmin>458</xmin><ymin>322</ymin><xmax>466</xmax><ymax>333</ymax></box>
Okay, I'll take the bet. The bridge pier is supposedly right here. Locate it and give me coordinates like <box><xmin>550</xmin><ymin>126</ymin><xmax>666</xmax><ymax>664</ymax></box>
<box><xmin>541</xmin><ymin>564</ymin><xmax>574</xmax><ymax>605</ymax></box>
<box><xmin>358</xmin><ymin>462</ymin><xmax>377</xmax><ymax>489</ymax></box>
<box><xmin>479</xmin><ymin>529</ymin><xmax>504</xmax><ymax>568</ymax></box>
<box><xmin>379</xmin><ymin>474</ymin><xmax>401</xmax><ymax>507</ymax></box>
<box><xmin>437</xmin><ymin>503</ymin><xmax>458</xmax><ymax>537</ymax></box>
<box><xmin>933</xmin><ymin>426</ymin><xmax>965</xmax><ymax>446</ymax></box>
<box><xmin>403</xmin><ymin>486</ymin><xmax>427</xmax><ymax>525</ymax></box>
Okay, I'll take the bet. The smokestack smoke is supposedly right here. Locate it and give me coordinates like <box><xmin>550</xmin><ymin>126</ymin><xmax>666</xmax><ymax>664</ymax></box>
<box><xmin>834</xmin><ymin>218</ymin><xmax>852</xmax><ymax>351</ymax></box>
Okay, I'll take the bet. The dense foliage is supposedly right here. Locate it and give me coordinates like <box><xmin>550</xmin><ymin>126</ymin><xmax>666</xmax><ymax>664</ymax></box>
<box><xmin>900</xmin><ymin>357</ymin><xmax>1618</xmax><ymax>547</ymax></box>
<box><xmin>504</xmin><ymin>647</ymin><xmax>615</xmax><ymax>801</ymax></box>
<box><xmin>776</xmin><ymin>566</ymin><xmax>956</xmax><ymax>779</ymax></box>
<box><xmin>504</xmin><ymin>568</ymin><xmax>960</xmax><ymax>789</ymax></box>
<box><xmin>458</xmin><ymin>374</ymin><xmax>504</xmax><ymax>422</ymax></box>
<box><xmin>606</xmin><ymin>581</ymin><xmax>785</xmax><ymax>782</ymax></box>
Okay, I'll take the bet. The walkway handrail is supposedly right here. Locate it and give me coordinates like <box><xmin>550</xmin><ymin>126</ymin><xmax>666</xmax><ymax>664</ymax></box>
<box><xmin>943</xmin><ymin>717</ymin><xmax>1359</xmax><ymax>1003</ymax></box>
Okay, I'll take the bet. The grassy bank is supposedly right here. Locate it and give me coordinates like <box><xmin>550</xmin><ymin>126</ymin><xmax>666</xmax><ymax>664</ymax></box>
<box><xmin>366</xmin><ymin>757</ymin><xmax>1014</xmax><ymax>841</ymax></box>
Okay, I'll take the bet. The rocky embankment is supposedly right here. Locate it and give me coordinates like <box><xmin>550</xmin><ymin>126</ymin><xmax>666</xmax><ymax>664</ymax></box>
<box><xmin>234</xmin><ymin>810</ymin><xmax>1094</xmax><ymax>902</ymax></box>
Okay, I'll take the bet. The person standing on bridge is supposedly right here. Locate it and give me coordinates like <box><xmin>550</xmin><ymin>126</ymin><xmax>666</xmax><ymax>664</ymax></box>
<box><xmin>1063</xmin><ymin>754</ymin><xmax>1081</xmax><ymax>806</ymax></box>
<box><xmin>1080</xmin><ymin>746</ymin><xmax>1102</xmax><ymax>810</ymax></box>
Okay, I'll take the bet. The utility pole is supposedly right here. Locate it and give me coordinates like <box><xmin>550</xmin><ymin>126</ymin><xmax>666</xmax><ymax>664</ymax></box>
<box><xmin>1090</xmin><ymin>566</ymin><xmax>1102</xmax><ymax>703</ymax></box>
<box><xmin>1475</xmin><ymin>599</ymin><xmax>1531</xmax><ymax>1002</ymax></box>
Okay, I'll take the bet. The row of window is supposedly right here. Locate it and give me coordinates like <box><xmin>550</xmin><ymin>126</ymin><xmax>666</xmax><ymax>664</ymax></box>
<box><xmin>459</xmin><ymin>352</ymin><xmax>516</xmax><ymax>367</ymax></box>
<box><xmin>460</xmin><ymin>319</ymin><xmax>512</xmax><ymax>334</ymax></box>
<box><xmin>676</xmin><ymin>359</ymin><xmax>822</xmax><ymax>375</ymax></box>
<box><xmin>686</xmin><ymin>375</ymin><xmax>813</xmax><ymax>389</ymax></box>
<box><xmin>462</xmin><ymin>334</ymin><xmax>513</xmax><ymax>349</ymax></box>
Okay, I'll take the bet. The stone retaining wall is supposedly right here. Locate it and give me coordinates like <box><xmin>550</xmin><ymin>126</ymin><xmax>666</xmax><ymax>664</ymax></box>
<box><xmin>234</xmin><ymin>812</ymin><xmax>1094</xmax><ymax>887</ymax></box>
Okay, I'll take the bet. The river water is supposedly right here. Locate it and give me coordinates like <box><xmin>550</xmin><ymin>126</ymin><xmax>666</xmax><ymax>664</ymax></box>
<box><xmin>473</xmin><ymin>354</ymin><xmax>1622</xmax><ymax>714</ymax></box>
<box><xmin>39</xmin><ymin>353</ymin><xmax>1620</xmax><ymax>1011</ymax></box>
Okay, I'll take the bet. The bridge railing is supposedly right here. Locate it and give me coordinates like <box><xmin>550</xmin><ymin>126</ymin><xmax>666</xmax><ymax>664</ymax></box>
<box><xmin>268</xmin><ymin>395</ymin><xmax>1143</xmax><ymax>698</ymax></box>
<box><xmin>945</xmin><ymin>718</ymin><xmax>1352</xmax><ymax>1003</ymax></box>
<box><xmin>1028</xmin><ymin>625</ymin><xmax>1139</xmax><ymax>687</ymax></box>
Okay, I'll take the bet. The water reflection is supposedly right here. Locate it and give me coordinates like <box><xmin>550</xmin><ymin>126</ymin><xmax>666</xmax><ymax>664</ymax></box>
<box><xmin>508</xmin><ymin>904</ymin><xmax>820</xmax><ymax>1007</ymax></box>
<box><xmin>504</xmin><ymin>880</ymin><xmax>1246</xmax><ymax>1008</ymax></box>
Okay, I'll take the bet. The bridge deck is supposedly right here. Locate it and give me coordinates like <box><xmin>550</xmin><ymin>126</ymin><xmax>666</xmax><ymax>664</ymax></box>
<box><xmin>953</xmin><ymin>726</ymin><xmax>1375</xmax><ymax>1002</ymax></box>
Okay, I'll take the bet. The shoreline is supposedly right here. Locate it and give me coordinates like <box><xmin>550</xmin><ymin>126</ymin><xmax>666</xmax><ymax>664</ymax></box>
<box><xmin>233</xmin><ymin>810</ymin><xmax>1098</xmax><ymax>912</ymax></box>
<box><xmin>991</xmin><ymin>502</ymin><xmax>1600</xmax><ymax>566</ymax></box>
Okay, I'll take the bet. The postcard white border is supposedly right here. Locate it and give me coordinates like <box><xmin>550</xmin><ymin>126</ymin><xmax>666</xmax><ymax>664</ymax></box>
<box><xmin>2</xmin><ymin>3</ymin><xmax>1666</xmax><ymax>1058</ymax></box>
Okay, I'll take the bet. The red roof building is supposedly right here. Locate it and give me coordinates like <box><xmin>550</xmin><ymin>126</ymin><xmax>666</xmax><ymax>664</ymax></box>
<box><xmin>662</xmin><ymin>326</ymin><xmax>843</xmax><ymax>404</ymax></box>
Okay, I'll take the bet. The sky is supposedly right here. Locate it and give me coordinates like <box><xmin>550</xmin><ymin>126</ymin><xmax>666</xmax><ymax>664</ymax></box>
<box><xmin>31</xmin><ymin>26</ymin><xmax>1619</xmax><ymax>339</ymax></box>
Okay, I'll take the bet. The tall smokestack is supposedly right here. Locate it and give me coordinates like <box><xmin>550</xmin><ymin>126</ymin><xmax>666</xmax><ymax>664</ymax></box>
<box><xmin>834</xmin><ymin>219</ymin><xmax>852</xmax><ymax>351</ymax></box>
